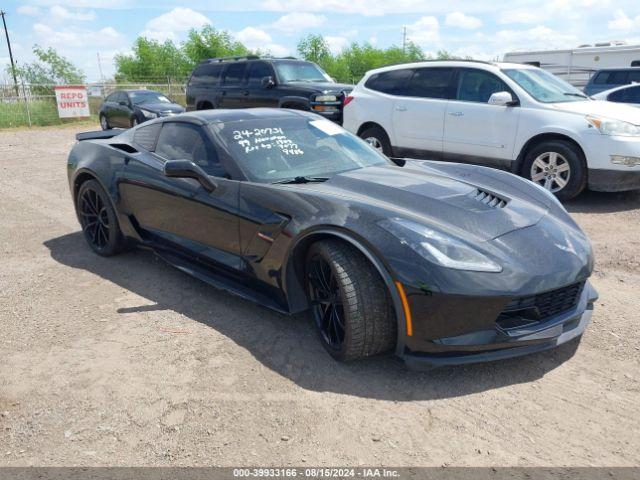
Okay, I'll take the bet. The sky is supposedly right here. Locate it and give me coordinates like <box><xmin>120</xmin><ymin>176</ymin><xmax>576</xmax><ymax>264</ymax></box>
<box><xmin>1</xmin><ymin>0</ymin><xmax>640</xmax><ymax>82</ymax></box>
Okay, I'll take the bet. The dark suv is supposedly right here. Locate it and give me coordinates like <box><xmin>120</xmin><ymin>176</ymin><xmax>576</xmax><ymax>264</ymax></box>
<box><xmin>186</xmin><ymin>56</ymin><xmax>353</xmax><ymax>123</ymax></box>
<box><xmin>584</xmin><ymin>67</ymin><xmax>640</xmax><ymax>96</ymax></box>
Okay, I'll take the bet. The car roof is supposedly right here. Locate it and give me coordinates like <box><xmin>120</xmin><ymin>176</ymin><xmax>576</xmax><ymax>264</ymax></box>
<box><xmin>121</xmin><ymin>89</ymin><xmax>162</xmax><ymax>94</ymax></box>
<box><xmin>363</xmin><ymin>60</ymin><xmax>536</xmax><ymax>77</ymax></box>
<box><xmin>594</xmin><ymin>67</ymin><xmax>640</xmax><ymax>73</ymax></box>
<box><xmin>164</xmin><ymin>108</ymin><xmax>318</xmax><ymax>124</ymax></box>
<box><xmin>593</xmin><ymin>83</ymin><xmax>640</xmax><ymax>97</ymax></box>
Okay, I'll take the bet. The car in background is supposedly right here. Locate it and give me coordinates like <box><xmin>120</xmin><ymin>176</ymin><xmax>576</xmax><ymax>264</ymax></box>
<box><xmin>592</xmin><ymin>83</ymin><xmax>640</xmax><ymax>107</ymax></box>
<box><xmin>584</xmin><ymin>67</ymin><xmax>640</xmax><ymax>96</ymax></box>
<box><xmin>186</xmin><ymin>55</ymin><xmax>352</xmax><ymax>124</ymax></box>
<box><xmin>68</xmin><ymin>108</ymin><xmax>596</xmax><ymax>368</ymax></box>
<box><xmin>343</xmin><ymin>60</ymin><xmax>640</xmax><ymax>200</ymax></box>
<box><xmin>99</xmin><ymin>90</ymin><xmax>185</xmax><ymax>130</ymax></box>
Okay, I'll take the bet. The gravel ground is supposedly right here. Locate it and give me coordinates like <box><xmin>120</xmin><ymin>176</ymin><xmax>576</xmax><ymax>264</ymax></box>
<box><xmin>0</xmin><ymin>125</ymin><xmax>639</xmax><ymax>467</ymax></box>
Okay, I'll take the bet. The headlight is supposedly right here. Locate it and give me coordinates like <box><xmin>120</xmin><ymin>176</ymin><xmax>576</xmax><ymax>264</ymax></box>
<box><xmin>315</xmin><ymin>94</ymin><xmax>337</xmax><ymax>103</ymax></box>
<box><xmin>378</xmin><ymin>218</ymin><xmax>502</xmax><ymax>273</ymax></box>
<box><xmin>586</xmin><ymin>115</ymin><xmax>640</xmax><ymax>136</ymax></box>
<box><xmin>139</xmin><ymin>109</ymin><xmax>158</xmax><ymax>119</ymax></box>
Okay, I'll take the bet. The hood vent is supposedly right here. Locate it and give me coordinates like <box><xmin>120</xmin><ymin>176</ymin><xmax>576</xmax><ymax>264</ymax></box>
<box><xmin>470</xmin><ymin>188</ymin><xmax>508</xmax><ymax>209</ymax></box>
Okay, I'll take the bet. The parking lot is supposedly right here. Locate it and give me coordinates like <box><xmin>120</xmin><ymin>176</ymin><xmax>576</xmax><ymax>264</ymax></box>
<box><xmin>1</xmin><ymin>125</ymin><xmax>639</xmax><ymax>466</ymax></box>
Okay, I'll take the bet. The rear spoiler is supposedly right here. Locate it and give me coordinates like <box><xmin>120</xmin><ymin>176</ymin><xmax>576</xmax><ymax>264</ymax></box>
<box><xmin>75</xmin><ymin>130</ymin><xmax>123</xmax><ymax>141</ymax></box>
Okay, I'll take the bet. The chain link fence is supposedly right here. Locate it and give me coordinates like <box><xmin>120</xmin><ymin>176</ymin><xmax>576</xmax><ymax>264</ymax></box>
<box><xmin>0</xmin><ymin>78</ymin><xmax>188</xmax><ymax>129</ymax></box>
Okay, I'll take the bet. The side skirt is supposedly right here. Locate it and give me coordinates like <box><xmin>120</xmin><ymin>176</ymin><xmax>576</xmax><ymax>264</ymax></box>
<box><xmin>153</xmin><ymin>247</ymin><xmax>291</xmax><ymax>315</ymax></box>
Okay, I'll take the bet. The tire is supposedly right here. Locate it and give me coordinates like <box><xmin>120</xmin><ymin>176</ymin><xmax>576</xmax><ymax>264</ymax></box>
<box><xmin>76</xmin><ymin>180</ymin><xmax>126</xmax><ymax>257</ymax></box>
<box><xmin>359</xmin><ymin>125</ymin><xmax>392</xmax><ymax>157</ymax></box>
<box><xmin>305</xmin><ymin>240</ymin><xmax>396</xmax><ymax>361</ymax></box>
<box><xmin>99</xmin><ymin>114</ymin><xmax>110</xmax><ymax>131</ymax></box>
<box><xmin>522</xmin><ymin>140</ymin><xmax>587</xmax><ymax>200</ymax></box>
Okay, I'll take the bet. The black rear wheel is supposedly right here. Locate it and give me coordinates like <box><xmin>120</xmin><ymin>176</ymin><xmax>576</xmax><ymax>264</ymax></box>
<box><xmin>306</xmin><ymin>240</ymin><xmax>396</xmax><ymax>361</ymax></box>
<box><xmin>77</xmin><ymin>180</ymin><xmax>125</xmax><ymax>256</ymax></box>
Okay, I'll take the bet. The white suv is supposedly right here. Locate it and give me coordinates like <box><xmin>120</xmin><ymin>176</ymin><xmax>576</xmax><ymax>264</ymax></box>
<box><xmin>343</xmin><ymin>60</ymin><xmax>640</xmax><ymax>199</ymax></box>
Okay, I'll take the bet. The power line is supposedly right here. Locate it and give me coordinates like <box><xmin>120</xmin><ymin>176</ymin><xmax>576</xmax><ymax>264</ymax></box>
<box><xmin>1</xmin><ymin>10</ymin><xmax>19</xmax><ymax>96</ymax></box>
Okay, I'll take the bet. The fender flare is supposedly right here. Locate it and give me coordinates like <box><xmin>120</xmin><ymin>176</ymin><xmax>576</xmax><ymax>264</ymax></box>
<box><xmin>283</xmin><ymin>226</ymin><xmax>409</xmax><ymax>356</ymax></box>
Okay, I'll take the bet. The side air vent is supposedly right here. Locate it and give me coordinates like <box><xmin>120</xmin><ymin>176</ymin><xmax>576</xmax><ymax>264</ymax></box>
<box><xmin>110</xmin><ymin>143</ymin><xmax>138</xmax><ymax>154</ymax></box>
<box><xmin>470</xmin><ymin>188</ymin><xmax>508</xmax><ymax>209</ymax></box>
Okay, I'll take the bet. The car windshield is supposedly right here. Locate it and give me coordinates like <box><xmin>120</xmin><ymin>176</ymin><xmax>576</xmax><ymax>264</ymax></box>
<box><xmin>210</xmin><ymin>117</ymin><xmax>390</xmax><ymax>183</ymax></box>
<box><xmin>129</xmin><ymin>91</ymin><xmax>172</xmax><ymax>105</ymax></box>
<box><xmin>275</xmin><ymin>61</ymin><xmax>333</xmax><ymax>83</ymax></box>
<box><xmin>503</xmin><ymin>68</ymin><xmax>589</xmax><ymax>103</ymax></box>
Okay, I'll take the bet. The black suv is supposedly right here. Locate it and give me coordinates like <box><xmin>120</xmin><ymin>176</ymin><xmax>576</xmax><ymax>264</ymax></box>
<box><xmin>186</xmin><ymin>56</ymin><xmax>353</xmax><ymax>123</ymax></box>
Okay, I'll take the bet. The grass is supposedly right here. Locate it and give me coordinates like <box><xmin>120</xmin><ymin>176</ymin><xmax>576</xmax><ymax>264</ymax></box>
<box><xmin>0</xmin><ymin>99</ymin><xmax>99</xmax><ymax>129</ymax></box>
<box><xmin>0</xmin><ymin>89</ymin><xmax>186</xmax><ymax>130</ymax></box>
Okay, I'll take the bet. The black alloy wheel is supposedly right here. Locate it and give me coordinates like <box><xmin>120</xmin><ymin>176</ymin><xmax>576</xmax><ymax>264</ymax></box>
<box><xmin>308</xmin><ymin>254</ymin><xmax>346</xmax><ymax>351</ymax></box>
<box><xmin>77</xmin><ymin>180</ymin><xmax>125</xmax><ymax>256</ymax></box>
<box><xmin>306</xmin><ymin>240</ymin><xmax>396</xmax><ymax>361</ymax></box>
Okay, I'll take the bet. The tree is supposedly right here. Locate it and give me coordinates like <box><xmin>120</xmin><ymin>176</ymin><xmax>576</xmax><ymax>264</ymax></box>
<box><xmin>114</xmin><ymin>37</ymin><xmax>190</xmax><ymax>82</ymax></box>
<box><xmin>182</xmin><ymin>25</ymin><xmax>250</xmax><ymax>66</ymax></box>
<box><xmin>296</xmin><ymin>34</ymin><xmax>426</xmax><ymax>84</ymax></box>
<box><xmin>12</xmin><ymin>45</ymin><xmax>84</xmax><ymax>85</ymax></box>
<box><xmin>296</xmin><ymin>34</ymin><xmax>332</xmax><ymax>67</ymax></box>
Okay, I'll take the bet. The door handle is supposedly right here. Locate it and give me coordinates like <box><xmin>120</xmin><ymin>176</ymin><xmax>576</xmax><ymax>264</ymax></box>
<box><xmin>395</xmin><ymin>105</ymin><xmax>407</xmax><ymax>112</ymax></box>
<box><xmin>241</xmin><ymin>90</ymin><xmax>250</xmax><ymax>96</ymax></box>
<box><xmin>448</xmin><ymin>111</ymin><xmax>464</xmax><ymax>117</ymax></box>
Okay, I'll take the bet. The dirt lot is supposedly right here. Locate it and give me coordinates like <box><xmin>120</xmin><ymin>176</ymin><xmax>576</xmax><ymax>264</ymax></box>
<box><xmin>1</xmin><ymin>125</ymin><xmax>639</xmax><ymax>467</ymax></box>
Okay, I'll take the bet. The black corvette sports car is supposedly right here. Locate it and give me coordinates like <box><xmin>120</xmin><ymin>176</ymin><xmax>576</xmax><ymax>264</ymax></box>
<box><xmin>68</xmin><ymin>108</ymin><xmax>597</xmax><ymax>368</ymax></box>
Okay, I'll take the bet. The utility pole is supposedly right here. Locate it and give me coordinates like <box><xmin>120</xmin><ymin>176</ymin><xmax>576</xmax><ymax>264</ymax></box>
<box><xmin>1</xmin><ymin>10</ymin><xmax>19</xmax><ymax>96</ymax></box>
<box><xmin>402</xmin><ymin>26</ymin><xmax>407</xmax><ymax>54</ymax></box>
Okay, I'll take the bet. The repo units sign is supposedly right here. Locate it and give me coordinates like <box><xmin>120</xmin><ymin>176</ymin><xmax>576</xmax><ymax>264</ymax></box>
<box><xmin>54</xmin><ymin>86</ymin><xmax>90</xmax><ymax>118</ymax></box>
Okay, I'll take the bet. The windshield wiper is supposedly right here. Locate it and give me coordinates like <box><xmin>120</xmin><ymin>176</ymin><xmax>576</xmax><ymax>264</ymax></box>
<box><xmin>564</xmin><ymin>92</ymin><xmax>588</xmax><ymax>98</ymax></box>
<box><xmin>273</xmin><ymin>176</ymin><xmax>329</xmax><ymax>184</ymax></box>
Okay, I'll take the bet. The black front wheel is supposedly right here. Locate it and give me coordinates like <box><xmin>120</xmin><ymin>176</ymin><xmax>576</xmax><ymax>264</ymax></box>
<box><xmin>306</xmin><ymin>240</ymin><xmax>396</xmax><ymax>361</ymax></box>
<box><xmin>99</xmin><ymin>114</ymin><xmax>110</xmax><ymax>131</ymax></box>
<box><xmin>76</xmin><ymin>180</ymin><xmax>125</xmax><ymax>256</ymax></box>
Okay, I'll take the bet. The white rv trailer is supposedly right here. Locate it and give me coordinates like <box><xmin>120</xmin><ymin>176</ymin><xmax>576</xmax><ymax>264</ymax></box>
<box><xmin>503</xmin><ymin>42</ymin><xmax>640</xmax><ymax>88</ymax></box>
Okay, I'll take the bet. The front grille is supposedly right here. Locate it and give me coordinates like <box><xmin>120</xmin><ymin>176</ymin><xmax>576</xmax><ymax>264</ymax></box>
<box><xmin>496</xmin><ymin>282</ymin><xmax>585</xmax><ymax>330</ymax></box>
<box><xmin>470</xmin><ymin>188</ymin><xmax>508</xmax><ymax>209</ymax></box>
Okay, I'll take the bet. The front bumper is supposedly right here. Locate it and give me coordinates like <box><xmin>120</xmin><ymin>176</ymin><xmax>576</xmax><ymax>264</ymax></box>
<box><xmin>401</xmin><ymin>281</ymin><xmax>598</xmax><ymax>369</ymax></box>
<box><xmin>589</xmin><ymin>168</ymin><xmax>640</xmax><ymax>192</ymax></box>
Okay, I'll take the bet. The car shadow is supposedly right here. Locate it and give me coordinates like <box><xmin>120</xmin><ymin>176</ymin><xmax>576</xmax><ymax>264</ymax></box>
<box><xmin>565</xmin><ymin>189</ymin><xmax>640</xmax><ymax>214</ymax></box>
<box><xmin>44</xmin><ymin>232</ymin><xmax>582</xmax><ymax>401</ymax></box>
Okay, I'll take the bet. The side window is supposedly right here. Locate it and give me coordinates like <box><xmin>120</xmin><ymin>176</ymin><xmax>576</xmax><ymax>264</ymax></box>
<box><xmin>365</xmin><ymin>69</ymin><xmax>413</xmax><ymax>95</ymax></box>
<box><xmin>247</xmin><ymin>61</ymin><xmax>273</xmax><ymax>86</ymax></box>
<box><xmin>456</xmin><ymin>69</ymin><xmax>511</xmax><ymax>103</ymax></box>
<box><xmin>116</xmin><ymin>92</ymin><xmax>128</xmax><ymax>105</ymax></box>
<box><xmin>133</xmin><ymin>123</ymin><xmax>162</xmax><ymax>151</ymax></box>
<box><xmin>190</xmin><ymin>63</ymin><xmax>223</xmax><ymax>86</ymax></box>
<box><xmin>105</xmin><ymin>92</ymin><xmax>117</xmax><ymax>103</ymax></box>
<box><xmin>155</xmin><ymin>123</ymin><xmax>221</xmax><ymax>175</ymax></box>
<box><xmin>593</xmin><ymin>71</ymin><xmax>611</xmax><ymax>84</ymax></box>
<box><xmin>628</xmin><ymin>71</ymin><xmax>640</xmax><ymax>83</ymax></box>
<box><xmin>222</xmin><ymin>63</ymin><xmax>247</xmax><ymax>86</ymax></box>
<box><xmin>610</xmin><ymin>71</ymin><xmax>628</xmax><ymax>85</ymax></box>
<box><xmin>626</xmin><ymin>86</ymin><xmax>640</xmax><ymax>103</ymax></box>
<box><xmin>404</xmin><ymin>68</ymin><xmax>454</xmax><ymax>99</ymax></box>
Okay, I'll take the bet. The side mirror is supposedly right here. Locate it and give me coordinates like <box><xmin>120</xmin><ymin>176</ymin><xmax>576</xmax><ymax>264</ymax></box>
<box><xmin>163</xmin><ymin>159</ymin><xmax>217</xmax><ymax>192</ymax></box>
<box><xmin>262</xmin><ymin>76</ymin><xmax>275</xmax><ymax>89</ymax></box>
<box><xmin>488</xmin><ymin>91</ymin><xmax>517</xmax><ymax>106</ymax></box>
